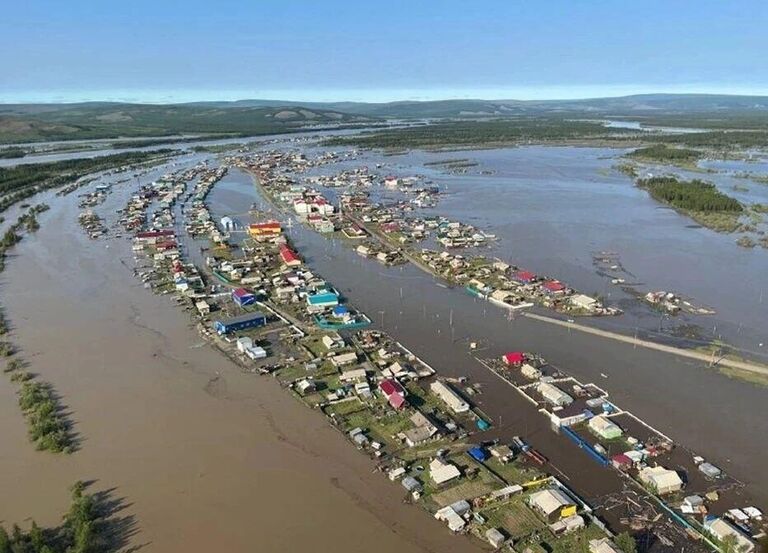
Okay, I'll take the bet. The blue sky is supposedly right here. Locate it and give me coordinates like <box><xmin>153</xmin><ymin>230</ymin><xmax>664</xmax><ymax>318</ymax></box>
<box><xmin>1</xmin><ymin>0</ymin><xmax>767</xmax><ymax>103</ymax></box>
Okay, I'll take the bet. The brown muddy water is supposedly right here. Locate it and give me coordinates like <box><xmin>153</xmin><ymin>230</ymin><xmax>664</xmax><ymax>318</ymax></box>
<box><xmin>0</xmin><ymin>168</ymin><xmax>483</xmax><ymax>553</ymax></box>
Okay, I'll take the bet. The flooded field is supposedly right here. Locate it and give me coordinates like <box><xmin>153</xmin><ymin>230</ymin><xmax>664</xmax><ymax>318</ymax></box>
<box><xmin>0</xmin><ymin>160</ymin><xmax>483</xmax><ymax>553</ymax></box>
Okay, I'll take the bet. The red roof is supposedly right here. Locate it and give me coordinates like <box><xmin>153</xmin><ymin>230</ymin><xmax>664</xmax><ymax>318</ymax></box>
<box><xmin>503</xmin><ymin>352</ymin><xmax>526</xmax><ymax>365</ymax></box>
<box><xmin>279</xmin><ymin>244</ymin><xmax>301</xmax><ymax>264</ymax></box>
<box><xmin>379</xmin><ymin>379</ymin><xmax>405</xmax><ymax>397</ymax></box>
<box><xmin>611</xmin><ymin>453</ymin><xmax>633</xmax><ymax>466</ymax></box>
<box><xmin>250</xmin><ymin>221</ymin><xmax>281</xmax><ymax>230</ymax></box>
<box><xmin>388</xmin><ymin>393</ymin><xmax>407</xmax><ymax>410</ymax></box>
<box><xmin>542</xmin><ymin>280</ymin><xmax>565</xmax><ymax>292</ymax></box>
<box><xmin>232</xmin><ymin>287</ymin><xmax>254</xmax><ymax>299</ymax></box>
<box><xmin>136</xmin><ymin>229</ymin><xmax>174</xmax><ymax>239</ymax></box>
<box><xmin>515</xmin><ymin>270</ymin><xmax>536</xmax><ymax>282</ymax></box>
<box><xmin>155</xmin><ymin>240</ymin><xmax>177</xmax><ymax>249</ymax></box>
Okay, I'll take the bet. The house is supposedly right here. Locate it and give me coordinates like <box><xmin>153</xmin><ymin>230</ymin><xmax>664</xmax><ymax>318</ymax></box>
<box><xmin>537</xmin><ymin>382</ymin><xmax>573</xmax><ymax>406</ymax></box>
<box><xmin>611</xmin><ymin>453</ymin><xmax>634</xmax><ymax>471</ymax></box>
<box><xmin>589</xmin><ymin>538</ymin><xmax>625</xmax><ymax>553</ymax></box>
<box><xmin>402</xmin><ymin>411</ymin><xmax>438</xmax><ymax>447</ymax></box>
<box><xmin>195</xmin><ymin>300</ymin><xmax>211</xmax><ymax>316</ymax></box>
<box><xmin>429</xmin><ymin>457</ymin><xmax>461</xmax><ymax>485</ymax></box>
<box><xmin>279</xmin><ymin>244</ymin><xmax>302</xmax><ymax>267</ymax></box>
<box><xmin>321</xmin><ymin>333</ymin><xmax>344</xmax><ymax>350</ymax></box>
<box><xmin>231</xmin><ymin>287</ymin><xmax>256</xmax><ymax>307</ymax></box>
<box><xmin>305</xmin><ymin>288</ymin><xmax>339</xmax><ymax>310</ymax></box>
<box><xmin>435</xmin><ymin>500</ymin><xmax>471</xmax><ymax>532</ymax></box>
<box><xmin>639</xmin><ymin>466</ymin><xmax>684</xmax><ymax>495</ymax></box>
<box><xmin>339</xmin><ymin>367</ymin><xmax>368</xmax><ymax>383</ymax></box>
<box><xmin>520</xmin><ymin>363</ymin><xmax>541</xmax><ymax>379</ymax></box>
<box><xmin>296</xmin><ymin>379</ymin><xmax>316</xmax><ymax>395</ymax></box>
<box><xmin>248</xmin><ymin>221</ymin><xmax>282</xmax><ymax>238</ymax></box>
<box><xmin>330</xmin><ymin>351</ymin><xmax>358</xmax><ymax>367</ymax></box>
<box><xmin>588</xmin><ymin>415</ymin><xmax>623</xmax><ymax>440</ymax></box>
<box><xmin>542</xmin><ymin>280</ymin><xmax>566</xmax><ymax>294</ymax></box>
<box><xmin>571</xmin><ymin>294</ymin><xmax>598</xmax><ymax>311</ymax></box>
<box><xmin>514</xmin><ymin>270</ymin><xmax>537</xmax><ymax>283</ymax></box>
<box><xmin>379</xmin><ymin>378</ymin><xmax>407</xmax><ymax>410</ymax></box>
<box><xmin>213</xmin><ymin>312</ymin><xmax>267</xmax><ymax>334</ymax></box>
<box><xmin>430</xmin><ymin>380</ymin><xmax>469</xmax><ymax>413</ymax></box>
<box><xmin>703</xmin><ymin>517</ymin><xmax>755</xmax><ymax>553</ymax></box>
<box><xmin>236</xmin><ymin>337</ymin><xmax>254</xmax><ymax>353</ymax></box>
<box><xmin>528</xmin><ymin>488</ymin><xmax>577</xmax><ymax>521</ymax></box>
<box><xmin>502</xmin><ymin>351</ymin><xmax>526</xmax><ymax>365</ymax></box>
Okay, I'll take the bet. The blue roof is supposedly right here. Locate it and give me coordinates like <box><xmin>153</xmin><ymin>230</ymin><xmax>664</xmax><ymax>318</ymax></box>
<box><xmin>308</xmin><ymin>292</ymin><xmax>339</xmax><ymax>305</ymax></box>
<box><xmin>468</xmin><ymin>446</ymin><xmax>489</xmax><ymax>461</ymax></box>
<box><xmin>333</xmin><ymin>305</ymin><xmax>349</xmax><ymax>315</ymax></box>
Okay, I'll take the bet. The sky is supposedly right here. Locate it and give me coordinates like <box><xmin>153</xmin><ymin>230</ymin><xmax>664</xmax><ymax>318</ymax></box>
<box><xmin>1</xmin><ymin>0</ymin><xmax>767</xmax><ymax>103</ymax></box>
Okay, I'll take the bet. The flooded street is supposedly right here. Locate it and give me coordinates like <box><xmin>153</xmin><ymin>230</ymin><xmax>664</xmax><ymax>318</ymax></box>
<box><xmin>0</xmin><ymin>161</ymin><xmax>483</xmax><ymax>553</ymax></box>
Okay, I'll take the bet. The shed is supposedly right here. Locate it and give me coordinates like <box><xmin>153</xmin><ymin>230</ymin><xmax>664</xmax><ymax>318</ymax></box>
<box><xmin>468</xmin><ymin>446</ymin><xmax>489</xmax><ymax>462</ymax></box>
<box><xmin>485</xmin><ymin>528</ymin><xmax>506</xmax><ymax>549</ymax></box>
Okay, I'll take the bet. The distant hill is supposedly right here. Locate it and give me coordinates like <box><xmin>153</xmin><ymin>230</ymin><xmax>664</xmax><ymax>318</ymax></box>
<box><xmin>3</xmin><ymin>93</ymin><xmax>768</xmax><ymax>143</ymax></box>
<box><xmin>176</xmin><ymin>94</ymin><xmax>768</xmax><ymax>118</ymax></box>
<box><xmin>0</xmin><ymin>103</ymin><xmax>372</xmax><ymax>143</ymax></box>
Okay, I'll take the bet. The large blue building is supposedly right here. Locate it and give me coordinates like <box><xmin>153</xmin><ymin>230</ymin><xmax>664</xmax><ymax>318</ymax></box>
<box><xmin>214</xmin><ymin>312</ymin><xmax>267</xmax><ymax>334</ymax></box>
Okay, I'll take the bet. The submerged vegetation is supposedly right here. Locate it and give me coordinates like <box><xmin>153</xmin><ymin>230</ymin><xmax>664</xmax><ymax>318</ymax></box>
<box><xmin>0</xmin><ymin>151</ymin><xmax>173</xmax><ymax>214</ymax></box>
<box><xmin>636</xmin><ymin>176</ymin><xmax>743</xmax><ymax>232</ymax></box>
<box><xmin>0</xmin><ymin>481</ymin><xmax>116</xmax><ymax>553</ymax></box>
<box><xmin>627</xmin><ymin>144</ymin><xmax>702</xmax><ymax>164</ymax></box>
<box><xmin>16</xmin><ymin>378</ymin><xmax>75</xmax><ymax>453</ymax></box>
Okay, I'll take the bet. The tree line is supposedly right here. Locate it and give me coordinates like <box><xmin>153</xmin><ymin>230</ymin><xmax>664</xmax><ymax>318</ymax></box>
<box><xmin>636</xmin><ymin>176</ymin><xmax>743</xmax><ymax>213</ymax></box>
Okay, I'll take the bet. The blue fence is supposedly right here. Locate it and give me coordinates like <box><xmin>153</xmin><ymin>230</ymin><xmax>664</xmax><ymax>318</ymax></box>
<box><xmin>561</xmin><ymin>427</ymin><xmax>609</xmax><ymax>467</ymax></box>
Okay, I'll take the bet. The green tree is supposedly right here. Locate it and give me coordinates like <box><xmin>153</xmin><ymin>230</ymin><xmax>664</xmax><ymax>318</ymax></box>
<box><xmin>614</xmin><ymin>532</ymin><xmax>637</xmax><ymax>553</ymax></box>
<box><xmin>0</xmin><ymin>526</ymin><xmax>11</xmax><ymax>553</ymax></box>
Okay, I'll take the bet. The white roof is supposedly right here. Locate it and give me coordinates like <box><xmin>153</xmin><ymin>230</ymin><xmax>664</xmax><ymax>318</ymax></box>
<box><xmin>589</xmin><ymin>538</ymin><xmax>624</xmax><ymax>553</ymax></box>
<box><xmin>529</xmin><ymin>488</ymin><xmax>573</xmax><ymax>515</ymax></box>
<box><xmin>639</xmin><ymin>466</ymin><xmax>683</xmax><ymax>491</ymax></box>
<box><xmin>706</xmin><ymin>518</ymin><xmax>755</xmax><ymax>552</ymax></box>
<box><xmin>429</xmin><ymin>458</ymin><xmax>461</xmax><ymax>485</ymax></box>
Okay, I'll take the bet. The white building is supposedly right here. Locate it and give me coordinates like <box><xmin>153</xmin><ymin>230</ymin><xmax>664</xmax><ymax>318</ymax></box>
<box><xmin>639</xmin><ymin>466</ymin><xmax>683</xmax><ymax>495</ymax></box>
<box><xmin>430</xmin><ymin>380</ymin><xmax>470</xmax><ymax>413</ymax></box>
<box><xmin>704</xmin><ymin>517</ymin><xmax>755</xmax><ymax>553</ymax></box>
<box><xmin>429</xmin><ymin>457</ymin><xmax>461</xmax><ymax>485</ymax></box>
<box><xmin>537</xmin><ymin>382</ymin><xmax>573</xmax><ymax>406</ymax></box>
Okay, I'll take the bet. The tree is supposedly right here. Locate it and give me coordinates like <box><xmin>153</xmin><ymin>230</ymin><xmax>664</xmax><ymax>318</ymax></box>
<box><xmin>0</xmin><ymin>526</ymin><xmax>11</xmax><ymax>553</ymax></box>
<box><xmin>615</xmin><ymin>532</ymin><xmax>638</xmax><ymax>553</ymax></box>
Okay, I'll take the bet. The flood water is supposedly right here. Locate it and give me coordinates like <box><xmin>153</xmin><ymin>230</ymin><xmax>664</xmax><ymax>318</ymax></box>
<box><xmin>0</xmin><ymin>158</ymin><xmax>483</xmax><ymax>553</ymax></box>
<box><xmin>207</xmin><ymin>165</ymin><xmax>768</xmax><ymax>508</ymax></box>
<box><xmin>2</xmin><ymin>136</ymin><xmax>767</xmax><ymax>551</ymax></box>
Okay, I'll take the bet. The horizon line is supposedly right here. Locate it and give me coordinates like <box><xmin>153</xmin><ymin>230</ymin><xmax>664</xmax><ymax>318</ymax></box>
<box><xmin>4</xmin><ymin>84</ymin><xmax>768</xmax><ymax>105</ymax></box>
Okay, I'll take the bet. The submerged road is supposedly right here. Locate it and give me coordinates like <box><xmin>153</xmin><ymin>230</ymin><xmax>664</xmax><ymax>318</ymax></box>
<box><xmin>522</xmin><ymin>312</ymin><xmax>768</xmax><ymax>376</ymax></box>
